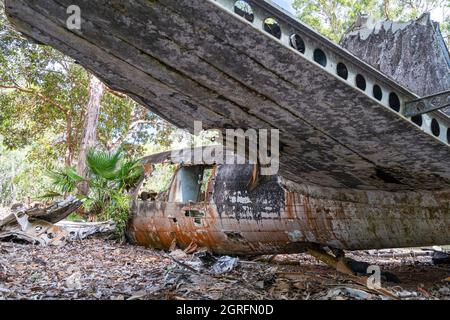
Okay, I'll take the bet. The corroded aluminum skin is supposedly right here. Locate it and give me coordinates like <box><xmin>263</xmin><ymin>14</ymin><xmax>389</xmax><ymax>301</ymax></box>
<box><xmin>404</xmin><ymin>91</ymin><xmax>450</xmax><ymax>117</ymax></box>
<box><xmin>5</xmin><ymin>0</ymin><xmax>450</xmax><ymax>191</ymax></box>
<box><xmin>128</xmin><ymin>164</ymin><xmax>450</xmax><ymax>254</ymax></box>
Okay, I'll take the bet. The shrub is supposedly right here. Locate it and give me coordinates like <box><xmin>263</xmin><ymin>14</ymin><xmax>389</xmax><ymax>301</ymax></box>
<box><xmin>43</xmin><ymin>147</ymin><xmax>143</xmax><ymax>237</ymax></box>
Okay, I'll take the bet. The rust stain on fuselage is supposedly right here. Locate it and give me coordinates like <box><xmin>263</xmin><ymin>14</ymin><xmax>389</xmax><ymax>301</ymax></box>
<box><xmin>128</xmin><ymin>153</ymin><xmax>450</xmax><ymax>255</ymax></box>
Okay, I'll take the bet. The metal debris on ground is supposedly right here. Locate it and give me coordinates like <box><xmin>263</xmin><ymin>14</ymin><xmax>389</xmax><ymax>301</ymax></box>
<box><xmin>0</xmin><ymin>198</ymin><xmax>115</xmax><ymax>246</ymax></box>
<box><xmin>0</xmin><ymin>197</ymin><xmax>82</xmax><ymax>246</ymax></box>
<box><xmin>324</xmin><ymin>287</ymin><xmax>374</xmax><ymax>300</ymax></box>
<box><xmin>55</xmin><ymin>220</ymin><xmax>116</xmax><ymax>241</ymax></box>
<box><xmin>210</xmin><ymin>256</ymin><xmax>239</xmax><ymax>275</ymax></box>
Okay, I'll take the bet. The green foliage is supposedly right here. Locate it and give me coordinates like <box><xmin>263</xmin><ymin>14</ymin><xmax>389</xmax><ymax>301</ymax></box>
<box><xmin>0</xmin><ymin>139</ymin><xmax>53</xmax><ymax>206</ymax></box>
<box><xmin>86</xmin><ymin>148</ymin><xmax>123</xmax><ymax>180</ymax></box>
<box><xmin>86</xmin><ymin>148</ymin><xmax>143</xmax><ymax>190</ymax></box>
<box><xmin>101</xmin><ymin>190</ymin><xmax>131</xmax><ymax>235</ymax></box>
<box><xmin>66</xmin><ymin>212</ymin><xmax>86</xmax><ymax>222</ymax></box>
<box><xmin>0</xmin><ymin>3</ymin><xmax>176</xmax><ymax>205</ymax></box>
<box><xmin>293</xmin><ymin>0</ymin><xmax>380</xmax><ymax>42</ymax></box>
<box><xmin>116</xmin><ymin>159</ymin><xmax>144</xmax><ymax>191</ymax></box>
<box><xmin>45</xmin><ymin>148</ymin><xmax>143</xmax><ymax>236</ymax></box>
<box><xmin>142</xmin><ymin>163</ymin><xmax>176</xmax><ymax>193</ymax></box>
<box><xmin>292</xmin><ymin>0</ymin><xmax>449</xmax><ymax>44</ymax></box>
<box><xmin>47</xmin><ymin>167</ymin><xmax>84</xmax><ymax>194</ymax></box>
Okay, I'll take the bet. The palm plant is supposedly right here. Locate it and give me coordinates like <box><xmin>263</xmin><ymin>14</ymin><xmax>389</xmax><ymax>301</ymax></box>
<box><xmin>85</xmin><ymin>148</ymin><xmax>143</xmax><ymax>190</ymax></box>
<box><xmin>44</xmin><ymin>147</ymin><xmax>143</xmax><ymax>234</ymax></box>
<box><xmin>46</xmin><ymin>167</ymin><xmax>84</xmax><ymax>195</ymax></box>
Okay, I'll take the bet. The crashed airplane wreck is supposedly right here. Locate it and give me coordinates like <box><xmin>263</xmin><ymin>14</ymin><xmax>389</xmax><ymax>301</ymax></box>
<box><xmin>4</xmin><ymin>0</ymin><xmax>450</xmax><ymax>258</ymax></box>
<box><xmin>129</xmin><ymin>146</ymin><xmax>450</xmax><ymax>255</ymax></box>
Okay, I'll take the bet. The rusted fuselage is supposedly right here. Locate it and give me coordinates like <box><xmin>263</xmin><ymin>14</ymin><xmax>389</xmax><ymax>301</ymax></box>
<box><xmin>128</xmin><ymin>151</ymin><xmax>450</xmax><ymax>255</ymax></box>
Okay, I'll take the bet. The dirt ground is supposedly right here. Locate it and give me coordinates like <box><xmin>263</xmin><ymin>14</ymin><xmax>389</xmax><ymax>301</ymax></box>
<box><xmin>0</xmin><ymin>239</ymin><xmax>448</xmax><ymax>300</ymax></box>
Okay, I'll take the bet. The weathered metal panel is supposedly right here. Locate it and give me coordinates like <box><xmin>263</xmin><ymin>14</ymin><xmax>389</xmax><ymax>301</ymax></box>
<box><xmin>5</xmin><ymin>0</ymin><xmax>450</xmax><ymax>192</ymax></box>
<box><xmin>404</xmin><ymin>91</ymin><xmax>450</xmax><ymax>117</ymax></box>
<box><xmin>128</xmin><ymin>164</ymin><xmax>450</xmax><ymax>253</ymax></box>
<box><xmin>340</xmin><ymin>14</ymin><xmax>450</xmax><ymax>98</ymax></box>
<box><xmin>213</xmin><ymin>165</ymin><xmax>284</xmax><ymax>220</ymax></box>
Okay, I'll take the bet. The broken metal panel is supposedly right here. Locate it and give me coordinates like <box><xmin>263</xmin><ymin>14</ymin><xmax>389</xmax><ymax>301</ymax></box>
<box><xmin>0</xmin><ymin>196</ymin><xmax>82</xmax><ymax>229</ymax></box>
<box><xmin>55</xmin><ymin>220</ymin><xmax>116</xmax><ymax>240</ymax></box>
<box><xmin>341</xmin><ymin>13</ymin><xmax>450</xmax><ymax>118</ymax></box>
<box><xmin>341</xmin><ymin>13</ymin><xmax>450</xmax><ymax>98</ymax></box>
<box><xmin>129</xmin><ymin>164</ymin><xmax>450</xmax><ymax>253</ymax></box>
<box><xmin>404</xmin><ymin>91</ymin><xmax>450</xmax><ymax>117</ymax></box>
<box><xmin>6</xmin><ymin>0</ymin><xmax>450</xmax><ymax>191</ymax></box>
<box><xmin>30</xmin><ymin>197</ymin><xmax>83</xmax><ymax>223</ymax></box>
<box><xmin>1</xmin><ymin>219</ymin><xmax>115</xmax><ymax>245</ymax></box>
<box><xmin>0</xmin><ymin>197</ymin><xmax>82</xmax><ymax>245</ymax></box>
<box><xmin>0</xmin><ymin>213</ymin><xmax>68</xmax><ymax>246</ymax></box>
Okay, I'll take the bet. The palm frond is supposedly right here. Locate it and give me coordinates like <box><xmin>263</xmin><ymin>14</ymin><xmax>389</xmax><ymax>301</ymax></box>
<box><xmin>47</xmin><ymin>167</ymin><xmax>84</xmax><ymax>194</ymax></box>
<box><xmin>38</xmin><ymin>190</ymin><xmax>64</xmax><ymax>199</ymax></box>
<box><xmin>86</xmin><ymin>147</ymin><xmax>123</xmax><ymax>180</ymax></box>
<box><xmin>117</xmin><ymin>159</ymin><xmax>144</xmax><ymax>189</ymax></box>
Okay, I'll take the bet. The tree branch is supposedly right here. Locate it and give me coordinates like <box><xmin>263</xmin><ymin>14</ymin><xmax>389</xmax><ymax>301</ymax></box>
<box><xmin>105</xmin><ymin>86</ymin><xmax>127</xmax><ymax>98</ymax></box>
<box><xmin>0</xmin><ymin>84</ymin><xmax>69</xmax><ymax>115</ymax></box>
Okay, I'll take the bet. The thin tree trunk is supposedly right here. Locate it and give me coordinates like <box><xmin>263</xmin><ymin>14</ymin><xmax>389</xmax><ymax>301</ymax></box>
<box><xmin>383</xmin><ymin>0</ymin><xmax>391</xmax><ymax>20</ymax></box>
<box><xmin>76</xmin><ymin>75</ymin><xmax>105</xmax><ymax>193</ymax></box>
<box><xmin>65</xmin><ymin>113</ymin><xmax>73</xmax><ymax>167</ymax></box>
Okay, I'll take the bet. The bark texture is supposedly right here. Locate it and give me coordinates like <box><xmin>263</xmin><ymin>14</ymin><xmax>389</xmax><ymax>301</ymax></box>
<box><xmin>76</xmin><ymin>75</ymin><xmax>105</xmax><ymax>187</ymax></box>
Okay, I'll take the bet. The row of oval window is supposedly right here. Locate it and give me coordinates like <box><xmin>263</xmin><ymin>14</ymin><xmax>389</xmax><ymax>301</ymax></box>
<box><xmin>234</xmin><ymin>2</ymin><xmax>400</xmax><ymax>108</ymax></box>
<box><xmin>233</xmin><ymin>0</ymin><xmax>450</xmax><ymax>144</ymax></box>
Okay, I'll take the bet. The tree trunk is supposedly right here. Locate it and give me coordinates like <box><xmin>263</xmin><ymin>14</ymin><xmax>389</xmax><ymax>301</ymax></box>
<box><xmin>65</xmin><ymin>113</ymin><xmax>73</xmax><ymax>167</ymax></box>
<box><xmin>76</xmin><ymin>75</ymin><xmax>105</xmax><ymax>193</ymax></box>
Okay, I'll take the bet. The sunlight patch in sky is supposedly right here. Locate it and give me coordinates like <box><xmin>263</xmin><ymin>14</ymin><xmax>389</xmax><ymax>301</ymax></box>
<box><xmin>272</xmin><ymin>0</ymin><xmax>295</xmax><ymax>14</ymax></box>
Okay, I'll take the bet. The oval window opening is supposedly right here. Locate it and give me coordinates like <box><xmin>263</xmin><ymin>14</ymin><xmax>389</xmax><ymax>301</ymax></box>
<box><xmin>290</xmin><ymin>34</ymin><xmax>305</xmax><ymax>53</ymax></box>
<box><xmin>234</xmin><ymin>1</ymin><xmax>254</xmax><ymax>23</ymax></box>
<box><xmin>373</xmin><ymin>85</ymin><xmax>383</xmax><ymax>101</ymax></box>
<box><xmin>336</xmin><ymin>63</ymin><xmax>348</xmax><ymax>80</ymax></box>
<box><xmin>389</xmin><ymin>92</ymin><xmax>400</xmax><ymax>112</ymax></box>
<box><xmin>313</xmin><ymin>49</ymin><xmax>327</xmax><ymax>67</ymax></box>
<box><xmin>431</xmin><ymin>119</ymin><xmax>440</xmax><ymax>137</ymax></box>
<box><xmin>411</xmin><ymin>115</ymin><xmax>423</xmax><ymax>127</ymax></box>
<box><xmin>356</xmin><ymin>74</ymin><xmax>366</xmax><ymax>91</ymax></box>
<box><xmin>263</xmin><ymin>18</ymin><xmax>281</xmax><ymax>39</ymax></box>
